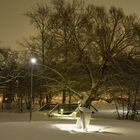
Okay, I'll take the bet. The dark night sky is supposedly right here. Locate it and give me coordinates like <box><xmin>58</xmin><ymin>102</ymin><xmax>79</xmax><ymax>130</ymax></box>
<box><xmin>0</xmin><ymin>0</ymin><xmax>140</xmax><ymax>50</ymax></box>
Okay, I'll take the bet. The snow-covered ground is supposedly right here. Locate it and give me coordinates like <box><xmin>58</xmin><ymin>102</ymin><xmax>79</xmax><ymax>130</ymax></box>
<box><xmin>0</xmin><ymin>111</ymin><xmax>140</xmax><ymax>140</ymax></box>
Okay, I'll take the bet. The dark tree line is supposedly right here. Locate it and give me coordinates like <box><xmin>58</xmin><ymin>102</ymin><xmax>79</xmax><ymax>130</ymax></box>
<box><xmin>0</xmin><ymin>0</ymin><xmax>140</xmax><ymax>119</ymax></box>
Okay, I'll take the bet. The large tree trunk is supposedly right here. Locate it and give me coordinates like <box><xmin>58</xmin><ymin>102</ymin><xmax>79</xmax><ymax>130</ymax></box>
<box><xmin>85</xmin><ymin>80</ymin><xmax>103</xmax><ymax>107</ymax></box>
<box><xmin>83</xmin><ymin>57</ymin><xmax>107</xmax><ymax>108</ymax></box>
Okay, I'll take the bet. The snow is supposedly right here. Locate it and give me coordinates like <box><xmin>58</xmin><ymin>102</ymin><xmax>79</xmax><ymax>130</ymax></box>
<box><xmin>0</xmin><ymin>111</ymin><xmax>140</xmax><ymax>140</ymax></box>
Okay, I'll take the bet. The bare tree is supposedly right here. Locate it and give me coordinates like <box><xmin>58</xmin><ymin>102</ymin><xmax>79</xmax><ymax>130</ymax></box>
<box><xmin>68</xmin><ymin>5</ymin><xmax>140</xmax><ymax>107</ymax></box>
<box><xmin>24</xmin><ymin>3</ymin><xmax>50</xmax><ymax>65</ymax></box>
<box><xmin>22</xmin><ymin>0</ymin><xmax>140</xmax><ymax>109</ymax></box>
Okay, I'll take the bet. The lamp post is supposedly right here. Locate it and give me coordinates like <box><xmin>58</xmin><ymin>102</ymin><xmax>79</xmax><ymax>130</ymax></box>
<box><xmin>30</xmin><ymin>57</ymin><xmax>37</xmax><ymax>121</ymax></box>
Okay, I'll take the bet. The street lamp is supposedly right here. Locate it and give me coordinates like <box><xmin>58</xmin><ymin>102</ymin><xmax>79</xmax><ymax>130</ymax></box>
<box><xmin>30</xmin><ymin>58</ymin><xmax>37</xmax><ymax>64</ymax></box>
<box><xmin>30</xmin><ymin>57</ymin><xmax>37</xmax><ymax>121</ymax></box>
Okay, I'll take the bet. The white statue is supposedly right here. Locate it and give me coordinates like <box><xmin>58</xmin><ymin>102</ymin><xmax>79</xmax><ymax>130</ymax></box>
<box><xmin>76</xmin><ymin>100</ymin><xmax>92</xmax><ymax>131</ymax></box>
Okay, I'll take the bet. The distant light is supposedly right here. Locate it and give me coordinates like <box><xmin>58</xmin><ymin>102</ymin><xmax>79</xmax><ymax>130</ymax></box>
<box><xmin>0</xmin><ymin>97</ymin><xmax>3</xmax><ymax>102</ymax></box>
<box><xmin>60</xmin><ymin>109</ymin><xmax>64</xmax><ymax>115</ymax></box>
<box><xmin>30</xmin><ymin>58</ymin><xmax>37</xmax><ymax>64</ymax></box>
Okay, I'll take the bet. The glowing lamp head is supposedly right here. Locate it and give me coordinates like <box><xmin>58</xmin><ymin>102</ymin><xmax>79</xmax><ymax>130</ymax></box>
<box><xmin>30</xmin><ymin>58</ymin><xmax>37</xmax><ymax>64</ymax></box>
